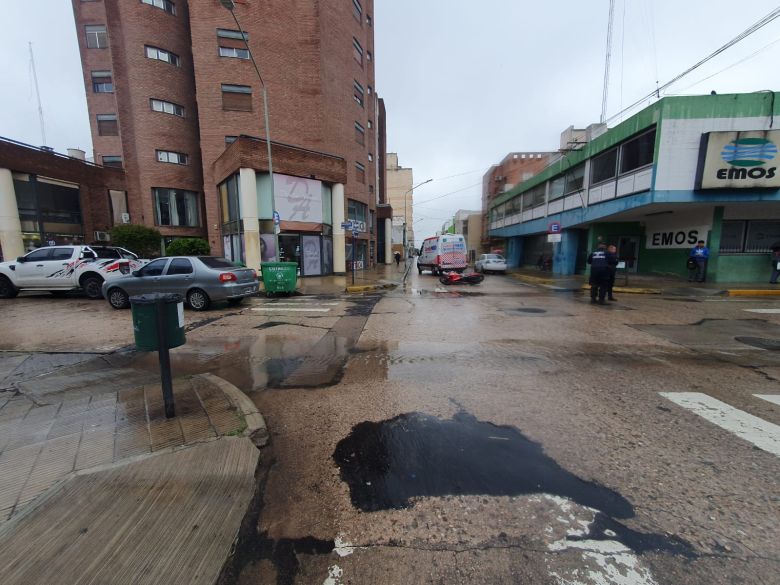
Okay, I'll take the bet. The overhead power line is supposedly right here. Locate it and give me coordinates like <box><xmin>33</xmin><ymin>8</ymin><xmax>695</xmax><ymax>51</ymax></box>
<box><xmin>606</xmin><ymin>6</ymin><xmax>780</xmax><ymax>124</ymax></box>
<box><xmin>413</xmin><ymin>181</ymin><xmax>483</xmax><ymax>206</ymax></box>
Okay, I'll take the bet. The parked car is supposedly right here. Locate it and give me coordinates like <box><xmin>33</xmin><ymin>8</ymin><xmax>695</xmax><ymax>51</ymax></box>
<box><xmin>417</xmin><ymin>234</ymin><xmax>468</xmax><ymax>275</ymax></box>
<box><xmin>475</xmin><ymin>253</ymin><xmax>507</xmax><ymax>274</ymax></box>
<box><xmin>102</xmin><ymin>256</ymin><xmax>259</xmax><ymax>311</ymax></box>
<box><xmin>0</xmin><ymin>245</ymin><xmax>146</xmax><ymax>300</ymax></box>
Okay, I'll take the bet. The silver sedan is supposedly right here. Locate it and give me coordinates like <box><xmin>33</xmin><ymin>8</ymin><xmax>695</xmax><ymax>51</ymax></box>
<box><xmin>102</xmin><ymin>256</ymin><xmax>258</xmax><ymax>311</ymax></box>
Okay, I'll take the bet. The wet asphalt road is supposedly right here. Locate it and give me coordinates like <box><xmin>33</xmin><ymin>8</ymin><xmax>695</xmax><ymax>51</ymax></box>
<box><xmin>2</xmin><ymin>272</ymin><xmax>780</xmax><ymax>584</ymax></box>
<box><xmin>232</xmin><ymin>268</ymin><xmax>780</xmax><ymax>585</ymax></box>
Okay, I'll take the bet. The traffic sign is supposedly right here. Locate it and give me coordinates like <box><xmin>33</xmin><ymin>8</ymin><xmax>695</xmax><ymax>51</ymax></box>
<box><xmin>548</xmin><ymin>221</ymin><xmax>562</xmax><ymax>234</ymax></box>
<box><xmin>547</xmin><ymin>233</ymin><xmax>562</xmax><ymax>243</ymax></box>
<box><xmin>273</xmin><ymin>211</ymin><xmax>281</xmax><ymax>225</ymax></box>
<box><xmin>341</xmin><ymin>221</ymin><xmax>353</xmax><ymax>230</ymax></box>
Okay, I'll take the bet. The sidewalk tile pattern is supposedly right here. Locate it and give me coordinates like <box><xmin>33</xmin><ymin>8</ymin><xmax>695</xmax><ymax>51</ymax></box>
<box><xmin>0</xmin><ymin>377</ymin><xmax>244</xmax><ymax>526</ymax></box>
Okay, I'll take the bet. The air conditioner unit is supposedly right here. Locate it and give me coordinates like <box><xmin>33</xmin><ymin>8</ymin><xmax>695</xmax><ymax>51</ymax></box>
<box><xmin>94</xmin><ymin>230</ymin><xmax>111</xmax><ymax>242</ymax></box>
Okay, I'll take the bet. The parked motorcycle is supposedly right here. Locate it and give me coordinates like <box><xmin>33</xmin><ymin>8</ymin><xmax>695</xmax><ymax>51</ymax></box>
<box><xmin>439</xmin><ymin>271</ymin><xmax>484</xmax><ymax>285</ymax></box>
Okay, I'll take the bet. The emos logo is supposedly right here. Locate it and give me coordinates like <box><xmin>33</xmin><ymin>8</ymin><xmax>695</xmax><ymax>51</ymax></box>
<box><xmin>720</xmin><ymin>138</ymin><xmax>777</xmax><ymax>167</ymax></box>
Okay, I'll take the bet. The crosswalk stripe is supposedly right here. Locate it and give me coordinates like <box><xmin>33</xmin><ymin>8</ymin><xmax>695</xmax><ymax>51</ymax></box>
<box><xmin>660</xmin><ymin>392</ymin><xmax>780</xmax><ymax>457</ymax></box>
<box><xmin>755</xmin><ymin>394</ymin><xmax>780</xmax><ymax>407</ymax></box>
<box><xmin>252</xmin><ymin>307</ymin><xmax>331</xmax><ymax>312</ymax></box>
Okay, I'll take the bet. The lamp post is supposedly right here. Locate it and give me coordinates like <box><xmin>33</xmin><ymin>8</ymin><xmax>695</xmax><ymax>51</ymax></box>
<box><xmin>404</xmin><ymin>178</ymin><xmax>432</xmax><ymax>261</ymax></box>
<box><xmin>220</xmin><ymin>0</ymin><xmax>278</xmax><ymax>261</ymax></box>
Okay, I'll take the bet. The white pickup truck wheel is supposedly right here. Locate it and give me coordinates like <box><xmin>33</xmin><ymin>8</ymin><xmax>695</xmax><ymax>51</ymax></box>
<box><xmin>81</xmin><ymin>275</ymin><xmax>104</xmax><ymax>300</ymax></box>
<box><xmin>0</xmin><ymin>276</ymin><xmax>19</xmax><ymax>299</ymax></box>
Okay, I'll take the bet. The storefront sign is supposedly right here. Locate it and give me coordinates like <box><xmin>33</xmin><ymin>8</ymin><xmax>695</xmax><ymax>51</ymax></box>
<box><xmin>696</xmin><ymin>130</ymin><xmax>780</xmax><ymax>190</ymax></box>
<box><xmin>273</xmin><ymin>174</ymin><xmax>323</xmax><ymax>223</ymax></box>
<box><xmin>547</xmin><ymin>233</ymin><xmax>561</xmax><ymax>243</ymax></box>
<box><xmin>646</xmin><ymin>226</ymin><xmax>709</xmax><ymax>249</ymax></box>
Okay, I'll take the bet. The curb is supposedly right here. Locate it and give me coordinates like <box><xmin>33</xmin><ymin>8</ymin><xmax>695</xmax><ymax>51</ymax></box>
<box><xmin>508</xmin><ymin>273</ymin><xmax>556</xmax><ymax>285</ymax></box>
<box><xmin>579</xmin><ymin>284</ymin><xmax>662</xmax><ymax>295</ymax></box>
<box><xmin>196</xmin><ymin>373</ymin><xmax>269</xmax><ymax>447</ymax></box>
<box><xmin>727</xmin><ymin>289</ymin><xmax>780</xmax><ymax>297</ymax></box>
<box><xmin>345</xmin><ymin>283</ymin><xmax>397</xmax><ymax>293</ymax></box>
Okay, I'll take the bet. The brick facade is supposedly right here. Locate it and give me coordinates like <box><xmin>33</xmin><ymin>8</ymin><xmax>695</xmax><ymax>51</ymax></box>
<box><xmin>71</xmin><ymin>0</ymin><xmax>383</xmax><ymax>258</ymax></box>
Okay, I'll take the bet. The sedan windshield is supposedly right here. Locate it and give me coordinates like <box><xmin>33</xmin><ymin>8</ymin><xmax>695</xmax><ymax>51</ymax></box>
<box><xmin>485</xmin><ymin>254</ymin><xmax>504</xmax><ymax>260</ymax></box>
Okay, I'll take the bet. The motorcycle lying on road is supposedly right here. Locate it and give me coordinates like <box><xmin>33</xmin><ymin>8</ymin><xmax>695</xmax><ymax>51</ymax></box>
<box><xmin>439</xmin><ymin>271</ymin><xmax>484</xmax><ymax>285</ymax></box>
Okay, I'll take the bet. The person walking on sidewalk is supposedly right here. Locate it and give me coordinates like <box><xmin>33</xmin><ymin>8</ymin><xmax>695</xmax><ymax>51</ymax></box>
<box><xmin>606</xmin><ymin>244</ymin><xmax>619</xmax><ymax>301</ymax></box>
<box><xmin>688</xmin><ymin>240</ymin><xmax>709</xmax><ymax>283</ymax></box>
<box><xmin>394</xmin><ymin>251</ymin><xmax>401</xmax><ymax>267</ymax></box>
<box><xmin>587</xmin><ymin>243</ymin><xmax>610</xmax><ymax>305</ymax></box>
<box><xmin>770</xmin><ymin>247</ymin><xmax>780</xmax><ymax>284</ymax></box>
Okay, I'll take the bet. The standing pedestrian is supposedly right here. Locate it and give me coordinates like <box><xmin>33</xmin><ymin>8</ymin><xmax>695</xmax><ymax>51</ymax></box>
<box><xmin>606</xmin><ymin>244</ymin><xmax>619</xmax><ymax>301</ymax></box>
<box><xmin>394</xmin><ymin>251</ymin><xmax>401</xmax><ymax>267</ymax></box>
<box><xmin>587</xmin><ymin>243</ymin><xmax>610</xmax><ymax>305</ymax></box>
<box><xmin>688</xmin><ymin>240</ymin><xmax>709</xmax><ymax>283</ymax></box>
<box><xmin>770</xmin><ymin>247</ymin><xmax>780</xmax><ymax>284</ymax></box>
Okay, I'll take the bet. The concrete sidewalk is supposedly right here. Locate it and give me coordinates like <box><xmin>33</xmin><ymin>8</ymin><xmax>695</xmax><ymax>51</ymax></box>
<box><xmin>0</xmin><ymin>372</ymin><xmax>264</xmax><ymax>584</ymax></box>
<box><xmin>263</xmin><ymin>262</ymin><xmax>406</xmax><ymax>295</ymax></box>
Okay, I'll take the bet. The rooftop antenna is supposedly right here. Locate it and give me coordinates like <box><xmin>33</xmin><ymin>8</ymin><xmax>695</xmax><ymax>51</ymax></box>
<box><xmin>29</xmin><ymin>42</ymin><xmax>47</xmax><ymax>146</ymax></box>
<box><xmin>600</xmin><ymin>0</ymin><xmax>615</xmax><ymax>124</ymax></box>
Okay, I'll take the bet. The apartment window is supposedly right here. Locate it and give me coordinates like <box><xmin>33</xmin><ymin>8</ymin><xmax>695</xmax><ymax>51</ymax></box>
<box><xmin>153</xmin><ymin>188</ymin><xmax>200</xmax><ymax>227</ymax></box>
<box><xmin>102</xmin><ymin>155</ymin><xmax>122</xmax><ymax>168</ymax></box>
<box><xmin>367</xmin><ymin>85</ymin><xmax>372</xmax><ymax>95</ymax></box>
<box><xmin>141</xmin><ymin>0</ymin><xmax>175</xmax><ymax>15</ymax></box>
<box><xmin>368</xmin><ymin>152</ymin><xmax>373</xmax><ymax>162</ymax></box>
<box><xmin>219</xmin><ymin>46</ymin><xmax>250</xmax><ymax>59</ymax></box>
<box><xmin>355</xmin><ymin>162</ymin><xmax>366</xmax><ymax>183</ymax></box>
<box><xmin>225</xmin><ymin>136</ymin><xmax>238</xmax><ymax>145</ymax></box>
<box><xmin>366</xmin><ymin>14</ymin><xmax>372</xmax><ymax>26</ymax></box>
<box><xmin>91</xmin><ymin>71</ymin><xmax>113</xmax><ymax>93</ymax></box>
<box><xmin>354</xmin><ymin>122</ymin><xmax>365</xmax><ymax>145</ymax></box>
<box><xmin>353</xmin><ymin>80</ymin><xmax>364</xmax><ymax>107</ymax></box>
<box><xmin>217</xmin><ymin>28</ymin><xmax>248</xmax><ymax>40</ymax></box>
<box><xmin>352</xmin><ymin>38</ymin><xmax>363</xmax><ymax>66</ymax></box>
<box><xmin>564</xmin><ymin>164</ymin><xmax>585</xmax><ymax>193</ymax></box>
<box><xmin>620</xmin><ymin>129</ymin><xmax>656</xmax><ymax>174</ymax></box>
<box><xmin>591</xmin><ymin>148</ymin><xmax>618</xmax><ymax>185</ymax></box>
<box><xmin>525</xmin><ymin>184</ymin><xmax>545</xmax><ymax>208</ymax></box>
<box><xmin>352</xmin><ymin>0</ymin><xmax>362</xmax><ymax>21</ymax></box>
<box><xmin>549</xmin><ymin>176</ymin><xmax>565</xmax><ymax>201</ymax></box>
<box><xmin>221</xmin><ymin>84</ymin><xmax>252</xmax><ymax>111</ymax></box>
<box><xmin>150</xmin><ymin>98</ymin><xmax>184</xmax><ymax>117</ymax></box>
<box><xmin>96</xmin><ymin>114</ymin><xmax>118</xmax><ymax>136</ymax></box>
<box><xmin>85</xmin><ymin>25</ymin><xmax>108</xmax><ymax>49</ymax></box>
<box><xmin>348</xmin><ymin>199</ymin><xmax>367</xmax><ymax>224</ymax></box>
<box><xmin>367</xmin><ymin>120</ymin><xmax>373</xmax><ymax>129</ymax></box>
<box><xmin>145</xmin><ymin>45</ymin><xmax>180</xmax><ymax>66</ymax></box>
<box><xmin>367</xmin><ymin>50</ymin><xmax>372</xmax><ymax>62</ymax></box>
<box><xmin>156</xmin><ymin>150</ymin><xmax>188</xmax><ymax>165</ymax></box>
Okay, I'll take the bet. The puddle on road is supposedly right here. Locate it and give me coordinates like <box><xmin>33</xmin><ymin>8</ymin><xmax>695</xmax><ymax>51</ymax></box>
<box><xmin>333</xmin><ymin>411</ymin><xmax>695</xmax><ymax>557</ymax></box>
<box><xmin>735</xmin><ymin>336</ymin><xmax>780</xmax><ymax>350</ymax></box>
<box><xmin>333</xmin><ymin>411</ymin><xmax>633</xmax><ymax>517</ymax></box>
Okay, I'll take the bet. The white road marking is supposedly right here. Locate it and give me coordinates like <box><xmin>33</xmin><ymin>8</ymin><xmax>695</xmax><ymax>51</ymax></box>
<box><xmin>743</xmin><ymin>308</ymin><xmax>780</xmax><ymax>313</ymax></box>
<box><xmin>660</xmin><ymin>392</ymin><xmax>780</xmax><ymax>457</ymax></box>
<box><xmin>755</xmin><ymin>394</ymin><xmax>780</xmax><ymax>407</ymax></box>
<box><xmin>252</xmin><ymin>307</ymin><xmax>331</xmax><ymax>312</ymax></box>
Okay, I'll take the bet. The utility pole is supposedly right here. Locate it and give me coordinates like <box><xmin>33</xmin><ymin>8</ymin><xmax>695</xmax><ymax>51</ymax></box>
<box><xmin>29</xmin><ymin>42</ymin><xmax>47</xmax><ymax>146</ymax></box>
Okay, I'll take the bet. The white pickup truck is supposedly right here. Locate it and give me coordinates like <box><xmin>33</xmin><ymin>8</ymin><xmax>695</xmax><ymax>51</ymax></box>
<box><xmin>0</xmin><ymin>245</ymin><xmax>147</xmax><ymax>300</ymax></box>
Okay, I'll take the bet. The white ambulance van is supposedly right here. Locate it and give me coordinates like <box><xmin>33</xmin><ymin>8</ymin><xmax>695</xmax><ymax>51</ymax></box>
<box><xmin>417</xmin><ymin>234</ymin><xmax>468</xmax><ymax>275</ymax></box>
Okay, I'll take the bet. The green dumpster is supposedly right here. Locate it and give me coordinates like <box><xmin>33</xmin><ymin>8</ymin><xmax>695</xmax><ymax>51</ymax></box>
<box><xmin>261</xmin><ymin>262</ymin><xmax>298</xmax><ymax>296</ymax></box>
<box><xmin>130</xmin><ymin>293</ymin><xmax>186</xmax><ymax>351</ymax></box>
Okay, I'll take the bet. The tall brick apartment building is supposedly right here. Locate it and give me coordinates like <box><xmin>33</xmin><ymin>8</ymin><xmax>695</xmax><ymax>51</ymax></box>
<box><xmin>481</xmin><ymin>152</ymin><xmax>555</xmax><ymax>252</ymax></box>
<box><xmin>71</xmin><ymin>0</ymin><xmax>388</xmax><ymax>275</ymax></box>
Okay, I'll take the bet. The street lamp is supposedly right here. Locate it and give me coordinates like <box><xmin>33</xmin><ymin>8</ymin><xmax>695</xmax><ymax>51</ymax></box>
<box><xmin>220</xmin><ymin>0</ymin><xmax>278</xmax><ymax>262</ymax></box>
<box><xmin>404</xmin><ymin>178</ymin><xmax>432</xmax><ymax>259</ymax></box>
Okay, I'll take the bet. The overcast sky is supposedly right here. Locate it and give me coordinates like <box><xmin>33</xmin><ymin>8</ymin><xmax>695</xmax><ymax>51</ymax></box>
<box><xmin>0</xmin><ymin>1</ymin><xmax>778</xmax><ymax>244</ymax></box>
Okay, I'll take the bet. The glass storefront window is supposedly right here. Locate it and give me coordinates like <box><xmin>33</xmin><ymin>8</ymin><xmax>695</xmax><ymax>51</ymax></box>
<box><xmin>591</xmin><ymin>148</ymin><xmax>618</xmax><ymax>184</ymax></box>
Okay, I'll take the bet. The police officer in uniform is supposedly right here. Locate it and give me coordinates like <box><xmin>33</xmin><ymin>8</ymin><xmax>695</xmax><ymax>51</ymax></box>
<box><xmin>587</xmin><ymin>243</ymin><xmax>610</xmax><ymax>305</ymax></box>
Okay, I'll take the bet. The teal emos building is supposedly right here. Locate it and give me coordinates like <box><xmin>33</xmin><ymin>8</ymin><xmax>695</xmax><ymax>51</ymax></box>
<box><xmin>488</xmin><ymin>92</ymin><xmax>780</xmax><ymax>283</ymax></box>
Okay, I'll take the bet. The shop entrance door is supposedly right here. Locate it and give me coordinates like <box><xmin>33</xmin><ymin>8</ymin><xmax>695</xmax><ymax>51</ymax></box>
<box><xmin>616</xmin><ymin>236</ymin><xmax>639</xmax><ymax>272</ymax></box>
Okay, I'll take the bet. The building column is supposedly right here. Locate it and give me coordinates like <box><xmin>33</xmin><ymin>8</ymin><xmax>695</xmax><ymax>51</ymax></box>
<box><xmin>384</xmin><ymin>218</ymin><xmax>392</xmax><ymax>264</ymax></box>
<box><xmin>506</xmin><ymin>237</ymin><xmax>523</xmax><ymax>268</ymax></box>
<box><xmin>708</xmin><ymin>206</ymin><xmax>724</xmax><ymax>283</ymax></box>
<box><xmin>239</xmin><ymin>168</ymin><xmax>261</xmax><ymax>270</ymax></box>
<box><xmin>332</xmin><ymin>183</ymin><xmax>346</xmax><ymax>274</ymax></box>
<box><xmin>0</xmin><ymin>169</ymin><xmax>23</xmax><ymax>261</ymax></box>
<box><xmin>552</xmin><ymin>230</ymin><xmax>578</xmax><ymax>276</ymax></box>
